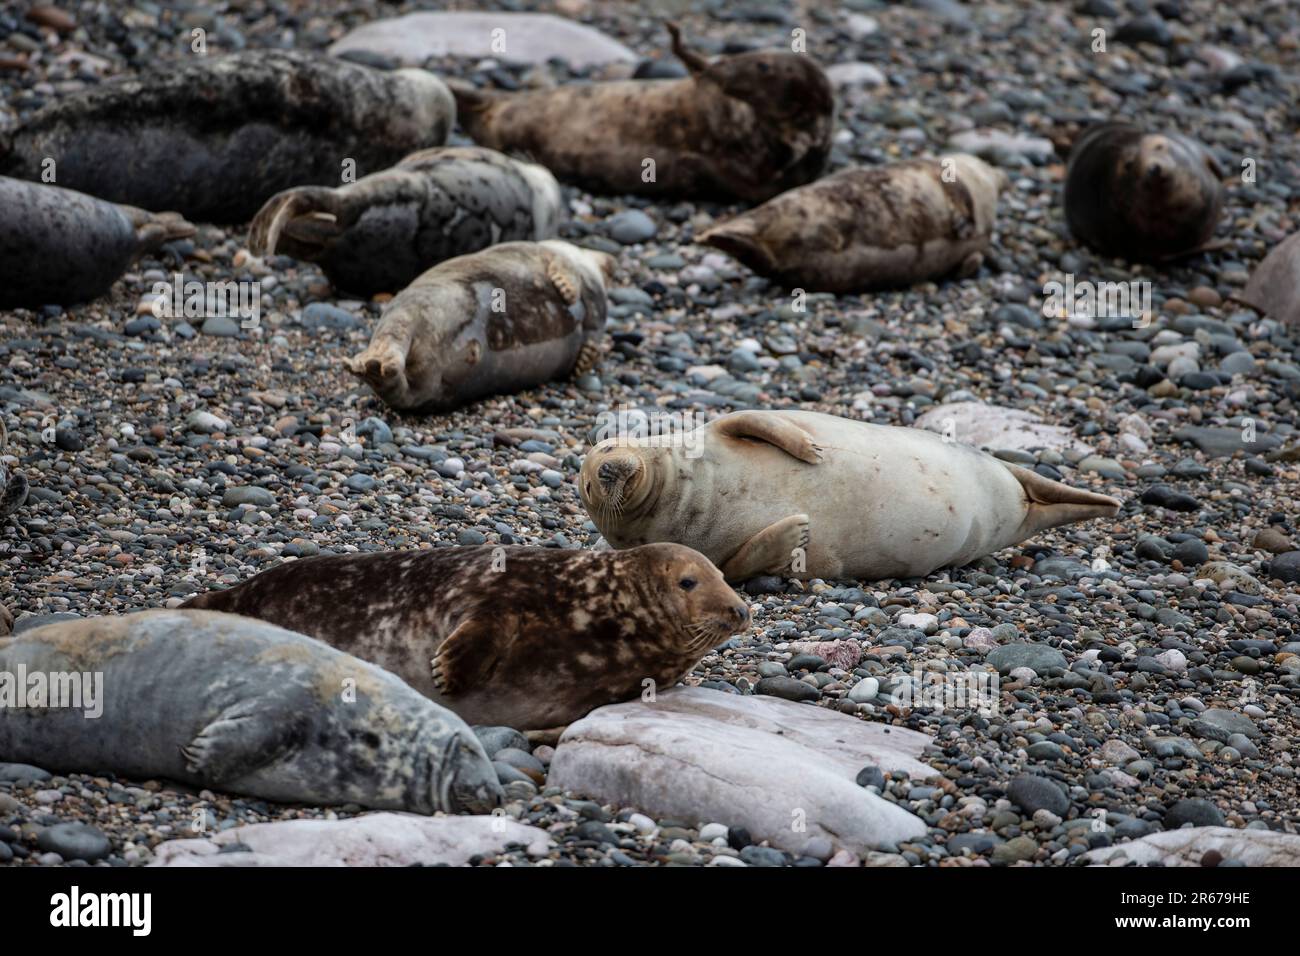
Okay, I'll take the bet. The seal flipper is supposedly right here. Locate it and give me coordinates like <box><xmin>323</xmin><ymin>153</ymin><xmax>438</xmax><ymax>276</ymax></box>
<box><xmin>714</xmin><ymin>411</ymin><xmax>824</xmax><ymax>464</ymax></box>
<box><xmin>698</xmin><ymin>220</ymin><xmax>779</xmax><ymax>277</ymax></box>
<box><xmin>720</xmin><ymin>513</ymin><xmax>810</xmax><ymax>582</ymax></box>
<box><xmin>121</xmin><ymin>205</ymin><xmax>196</xmax><ymax>253</ymax></box>
<box><xmin>249</xmin><ymin>186</ymin><xmax>344</xmax><ymax>258</ymax></box>
<box><xmin>1006</xmin><ymin>463</ymin><xmax>1121</xmax><ymax>537</ymax></box>
<box><xmin>666</xmin><ymin>22</ymin><xmax>710</xmax><ymax>75</ymax></box>
<box><xmin>181</xmin><ymin>698</ymin><xmax>306</xmax><ymax>784</ymax></box>
<box><xmin>431</xmin><ymin>617</ymin><xmax>508</xmax><ymax>696</ymax></box>
<box><xmin>573</xmin><ymin>339</ymin><xmax>601</xmax><ymax>376</ymax></box>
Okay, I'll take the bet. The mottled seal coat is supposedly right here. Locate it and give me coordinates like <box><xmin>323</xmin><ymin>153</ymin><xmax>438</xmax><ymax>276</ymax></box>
<box><xmin>0</xmin><ymin>50</ymin><xmax>455</xmax><ymax>222</ymax></box>
<box><xmin>0</xmin><ymin>176</ymin><xmax>193</xmax><ymax>309</ymax></box>
<box><xmin>0</xmin><ymin>419</ymin><xmax>28</xmax><ymax>522</ymax></box>
<box><xmin>249</xmin><ymin>146</ymin><xmax>563</xmax><ymax>296</ymax></box>
<box><xmin>699</xmin><ymin>154</ymin><xmax>1006</xmax><ymax>291</ymax></box>
<box><xmin>451</xmin><ymin>23</ymin><xmax>833</xmax><ymax>202</ymax></box>
<box><xmin>1236</xmin><ymin>231</ymin><xmax>1300</xmax><ymax>326</ymax></box>
<box><xmin>0</xmin><ymin>610</ymin><xmax>501</xmax><ymax>814</ymax></box>
<box><xmin>346</xmin><ymin>239</ymin><xmax>615</xmax><ymax>412</ymax></box>
<box><xmin>1063</xmin><ymin>122</ymin><xmax>1224</xmax><ymax>261</ymax></box>
<box><xmin>579</xmin><ymin>410</ymin><xmax>1121</xmax><ymax>582</ymax></box>
<box><xmin>183</xmin><ymin>544</ymin><xmax>750</xmax><ymax>730</ymax></box>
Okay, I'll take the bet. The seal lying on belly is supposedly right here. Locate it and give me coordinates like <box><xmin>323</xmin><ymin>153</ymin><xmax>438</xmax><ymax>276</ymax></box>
<box><xmin>698</xmin><ymin>155</ymin><xmax>1006</xmax><ymax>291</ymax></box>
<box><xmin>0</xmin><ymin>50</ymin><xmax>455</xmax><ymax>222</ymax></box>
<box><xmin>183</xmin><ymin>544</ymin><xmax>750</xmax><ymax>731</ymax></box>
<box><xmin>345</xmin><ymin>239</ymin><xmax>615</xmax><ymax>412</ymax></box>
<box><xmin>0</xmin><ymin>176</ymin><xmax>193</xmax><ymax>309</ymax></box>
<box><xmin>1063</xmin><ymin>122</ymin><xmax>1224</xmax><ymax>262</ymax></box>
<box><xmin>579</xmin><ymin>410</ymin><xmax>1122</xmax><ymax>582</ymax></box>
<box><xmin>450</xmin><ymin>23</ymin><xmax>833</xmax><ymax>202</ymax></box>
<box><xmin>0</xmin><ymin>610</ymin><xmax>501</xmax><ymax>814</ymax></box>
<box><xmin>248</xmin><ymin>146</ymin><xmax>563</xmax><ymax>297</ymax></box>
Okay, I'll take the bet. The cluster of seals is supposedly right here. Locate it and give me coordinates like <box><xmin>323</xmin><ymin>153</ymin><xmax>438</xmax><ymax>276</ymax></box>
<box><xmin>451</xmin><ymin>23</ymin><xmax>833</xmax><ymax>202</ymax></box>
<box><xmin>1236</xmin><ymin>231</ymin><xmax>1300</xmax><ymax>327</ymax></box>
<box><xmin>0</xmin><ymin>610</ymin><xmax>502</xmax><ymax>814</ymax></box>
<box><xmin>183</xmin><ymin>544</ymin><xmax>750</xmax><ymax>731</ymax></box>
<box><xmin>1063</xmin><ymin>122</ymin><xmax>1224</xmax><ymax>262</ymax></box>
<box><xmin>249</xmin><ymin>146</ymin><xmax>564</xmax><ymax>296</ymax></box>
<box><xmin>698</xmin><ymin>154</ymin><xmax>1007</xmax><ymax>292</ymax></box>
<box><xmin>0</xmin><ymin>419</ymin><xmax>28</xmax><ymax>522</ymax></box>
<box><xmin>0</xmin><ymin>176</ymin><xmax>194</xmax><ymax>309</ymax></box>
<box><xmin>0</xmin><ymin>50</ymin><xmax>455</xmax><ymax>222</ymax></box>
<box><xmin>345</xmin><ymin>239</ymin><xmax>615</xmax><ymax>412</ymax></box>
<box><xmin>579</xmin><ymin>410</ymin><xmax>1121</xmax><ymax>582</ymax></box>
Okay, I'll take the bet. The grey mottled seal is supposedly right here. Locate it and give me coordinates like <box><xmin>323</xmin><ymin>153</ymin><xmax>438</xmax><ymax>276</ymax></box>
<box><xmin>346</xmin><ymin>239</ymin><xmax>614</xmax><ymax>412</ymax></box>
<box><xmin>249</xmin><ymin>146</ymin><xmax>562</xmax><ymax>296</ymax></box>
<box><xmin>1064</xmin><ymin>122</ymin><xmax>1224</xmax><ymax>261</ymax></box>
<box><xmin>0</xmin><ymin>50</ymin><xmax>455</xmax><ymax>222</ymax></box>
<box><xmin>1236</xmin><ymin>231</ymin><xmax>1300</xmax><ymax>326</ymax></box>
<box><xmin>0</xmin><ymin>419</ymin><xmax>28</xmax><ymax>522</ymax></box>
<box><xmin>580</xmin><ymin>410</ymin><xmax>1121</xmax><ymax>582</ymax></box>
<box><xmin>0</xmin><ymin>176</ymin><xmax>194</xmax><ymax>309</ymax></box>
<box><xmin>183</xmin><ymin>544</ymin><xmax>750</xmax><ymax>730</ymax></box>
<box><xmin>451</xmin><ymin>23</ymin><xmax>832</xmax><ymax>202</ymax></box>
<box><xmin>0</xmin><ymin>610</ymin><xmax>501</xmax><ymax>814</ymax></box>
<box><xmin>699</xmin><ymin>154</ymin><xmax>1006</xmax><ymax>291</ymax></box>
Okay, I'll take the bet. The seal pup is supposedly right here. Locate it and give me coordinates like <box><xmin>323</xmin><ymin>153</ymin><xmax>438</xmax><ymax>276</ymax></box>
<box><xmin>183</xmin><ymin>544</ymin><xmax>750</xmax><ymax>730</ymax></box>
<box><xmin>248</xmin><ymin>146</ymin><xmax>563</xmax><ymax>296</ymax></box>
<box><xmin>1235</xmin><ymin>231</ymin><xmax>1300</xmax><ymax>327</ymax></box>
<box><xmin>450</xmin><ymin>23</ymin><xmax>833</xmax><ymax>202</ymax></box>
<box><xmin>698</xmin><ymin>155</ymin><xmax>1006</xmax><ymax>291</ymax></box>
<box><xmin>0</xmin><ymin>176</ymin><xmax>194</xmax><ymax>309</ymax></box>
<box><xmin>0</xmin><ymin>50</ymin><xmax>455</xmax><ymax>222</ymax></box>
<box><xmin>345</xmin><ymin>239</ymin><xmax>615</xmax><ymax>412</ymax></box>
<box><xmin>0</xmin><ymin>419</ymin><xmax>28</xmax><ymax>522</ymax></box>
<box><xmin>0</xmin><ymin>610</ymin><xmax>502</xmax><ymax>814</ymax></box>
<box><xmin>1063</xmin><ymin>122</ymin><xmax>1224</xmax><ymax>261</ymax></box>
<box><xmin>579</xmin><ymin>410</ymin><xmax>1121</xmax><ymax>582</ymax></box>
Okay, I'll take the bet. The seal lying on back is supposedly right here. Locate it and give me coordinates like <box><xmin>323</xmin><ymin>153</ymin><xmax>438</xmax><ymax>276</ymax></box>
<box><xmin>579</xmin><ymin>410</ymin><xmax>1121</xmax><ymax>582</ymax></box>
<box><xmin>451</xmin><ymin>23</ymin><xmax>832</xmax><ymax>202</ymax></box>
<box><xmin>0</xmin><ymin>610</ymin><xmax>501</xmax><ymax>814</ymax></box>
<box><xmin>0</xmin><ymin>50</ymin><xmax>455</xmax><ymax>222</ymax></box>
<box><xmin>1236</xmin><ymin>231</ymin><xmax>1300</xmax><ymax>327</ymax></box>
<box><xmin>699</xmin><ymin>155</ymin><xmax>1006</xmax><ymax>291</ymax></box>
<box><xmin>249</xmin><ymin>147</ymin><xmax>563</xmax><ymax>297</ymax></box>
<box><xmin>346</xmin><ymin>239</ymin><xmax>614</xmax><ymax>412</ymax></box>
<box><xmin>183</xmin><ymin>544</ymin><xmax>750</xmax><ymax>731</ymax></box>
<box><xmin>0</xmin><ymin>176</ymin><xmax>193</xmax><ymax>309</ymax></box>
<box><xmin>1063</xmin><ymin>122</ymin><xmax>1224</xmax><ymax>261</ymax></box>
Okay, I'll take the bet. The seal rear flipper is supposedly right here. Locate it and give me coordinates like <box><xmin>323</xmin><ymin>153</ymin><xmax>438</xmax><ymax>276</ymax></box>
<box><xmin>572</xmin><ymin>339</ymin><xmax>601</xmax><ymax>376</ymax></box>
<box><xmin>698</xmin><ymin>220</ymin><xmax>778</xmax><ymax>277</ymax></box>
<box><xmin>714</xmin><ymin>411</ymin><xmax>823</xmax><ymax>464</ymax></box>
<box><xmin>666</xmin><ymin>22</ymin><xmax>710</xmax><ymax>75</ymax></box>
<box><xmin>249</xmin><ymin>186</ymin><xmax>344</xmax><ymax>258</ymax></box>
<box><xmin>1006</xmin><ymin>463</ymin><xmax>1121</xmax><ymax>537</ymax></box>
<box><xmin>346</xmin><ymin>339</ymin><xmax>413</xmax><ymax>407</ymax></box>
<box><xmin>181</xmin><ymin>698</ymin><xmax>307</xmax><ymax>784</ymax></box>
<box><xmin>431</xmin><ymin>617</ymin><xmax>507</xmax><ymax>696</ymax></box>
<box><xmin>122</xmin><ymin>206</ymin><xmax>196</xmax><ymax>252</ymax></box>
<box><xmin>720</xmin><ymin>513</ymin><xmax>810</xmax><ymax>582</ymax></box>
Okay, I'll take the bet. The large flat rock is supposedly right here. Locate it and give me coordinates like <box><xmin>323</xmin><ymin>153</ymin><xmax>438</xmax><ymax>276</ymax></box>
<box><xmin>330</xmin><ymin>12</ymin><xmax>637</xmax><ymax>69</ymax></box>
<box><xmin>150</xmin><ymin>813</ymin><xmax>549</xmax><ymax>867</ymax></box>
<box><xmin>1084</xmin><ymin>826</ymin><xmax>1300</xmax><ymax>867</ymax></box>
<box><xmin>914</xmin><ymin>401</ymin><xmax>1090</xmax><ymax>454</ymax></box>
<box><xmin>548</xmin><ymin>687</ymin><xmax>932</xmax><ymax>857</ymax></box>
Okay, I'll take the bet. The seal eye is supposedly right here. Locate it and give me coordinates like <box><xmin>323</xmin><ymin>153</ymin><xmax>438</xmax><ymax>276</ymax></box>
<box><xmin>679</xmin><ymin>577</ymin><xmax>697</xmax><ymax>591</ymax></box>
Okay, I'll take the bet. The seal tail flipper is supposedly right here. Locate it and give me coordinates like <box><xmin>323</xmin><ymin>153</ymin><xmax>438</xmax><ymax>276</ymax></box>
<box><xmin>1006</xmin><ymin>463</ymin><xmax>1121</xmax><ymax>536</ymax></box>
<box><xmin>249</xmin><ymin>186</ymin><xmax>344</xmax><ymax>259</ymax></box>
<box><xmin>122</xmin><ymin>206</ymin><xmax>196</xmax><ymax>252</ymax></box>
<box><xmin>698</xmin><ymin>219</ymin><xmax>778</xmax><ymax>276</ymax></box>
<box><xmin>446</xmin><ymin>78</ymin><xmax>500</xmax><ymax>141</ymax></box>
<box><xmin>666</xmin><ymin>21</ymin><xmax>710</xmax><ymax>75</ymax></box>
<box><xmin>345</xmin><ymin>338</ymin><xmax>413</xmax><ymax>408</ymax></box>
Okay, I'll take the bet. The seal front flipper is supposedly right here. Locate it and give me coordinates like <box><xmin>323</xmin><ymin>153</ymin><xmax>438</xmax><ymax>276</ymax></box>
<box><xmin>181</xmin><ymin>698</ymin><xmax>307</xmax><ymax>784</ymax></box>
<box><xmin>714</xmin><ymin>411</ymin><xmax>824</xmax><ymax>464</ymax></box>
<box><xmin>720</xmin><ymin>513</ymin><xmax>810</xmax><ymax>582</ymax></box>
<box><xmin>1006</xmin><ymin>464</ymin><xmax>1121</xmax><ymax>537</ymax></box>
<box><xmin>573</xmin><ymin>339</ymin><xmax>601</xmax><ymax>376</ymax></box>
<box><xmin>431</xmin><ymin>617</ymin><xmax>510</xmax><ymax>696</ymax></box>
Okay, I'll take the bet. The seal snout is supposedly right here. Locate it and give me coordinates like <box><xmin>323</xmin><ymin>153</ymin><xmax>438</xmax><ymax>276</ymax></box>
<box><xmin>439</xmin><ymin>733</ymin><xmax>504</xmax><ymax>815</ymax></box>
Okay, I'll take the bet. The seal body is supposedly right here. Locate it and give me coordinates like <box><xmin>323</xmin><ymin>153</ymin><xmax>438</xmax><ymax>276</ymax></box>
<box><xmin>1064</xmin><ymin>122</ymin><xmax>1223</xmax><ymax>261</ymax></box>
<box><xmin>579</xmin><ymin>410</ymin><xmax>1121</xmax><ymax>582</ymax></box>
<box><xmin>0</xmin><ymin>419</ymin><xmax>29</xmax><ymax>522</ymax></box>
<box><xmin>345</xmin><ymin>239</ymin><xmax>614</xmax><ymax>412</ymax></box>
<box><xmin>1238</xmin><ymin>231</ymin><xmax>1300</xmax><ymax>327</ymax></box>
<box><xmin>249</xmin><ymin>146</ymin><xmax>563</xmax><ymax>296</ymax></box>
<box><xmin>0</xmin><ymin>176</ymin><xmax>193</xmax><ymax>308</ymax></box>
<box><xmin>0</xmin><ymin>610</ymin><xmax>501</xmax><ymax>814</ymax></box>
<box><xmin>451</xmin><ymin>24</ymin><xmax>832</xmax><ymax>202</ymax></box>
<box><xmin>699</xmin><ymin>155</ymin><xmax>1006</xmax><ymax>291</ymax></box>
<box><xmin>183</xmin><ymin>544</ymin><xmax>750</xmax><ymax>730</ymax></box>
<box><xmin>0</xmin><ymin>51</ymin><xmax>455</xmax><ymax>222</ymax></box>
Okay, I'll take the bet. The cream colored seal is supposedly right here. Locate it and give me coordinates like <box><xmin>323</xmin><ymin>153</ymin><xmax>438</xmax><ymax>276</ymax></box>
<box><xmin>579</xmin><ymin>410</ymin><xmax>1121</xmax><ymax>582</ymax></box>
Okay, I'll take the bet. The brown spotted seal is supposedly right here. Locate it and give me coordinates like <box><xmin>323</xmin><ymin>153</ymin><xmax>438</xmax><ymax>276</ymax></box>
<box><xmin>0</xmin><ymin>610</ymin><xmax>502</xmax><ymax>814</ymax></box>
<box><xmin>699</xmin><ymin>154</ymin><xmax>1006</xmax><ymax>291</ymax></box>
<box><xmin>450</xmin><ymin>23</ymin><xmax>833</xmax><ymax>202</ymax></box>
<box><xmin>0</xmin><ymin>175</ymin><xmax>193</xmax><ymax>309</ymax></box>
<box><xmin>183</xmin><ymin>544</ymin><xmax>750</xmax><ymax>730</ymax></box>
<box><xmin>579</xmin><ymin>410</ymin><xmax>1121</xmax><ymax>582</ymax></box>
<box><xmin>248</xmin><ymin>146</ymin><xmax>563</xmax><ymax>297</ymax></box>
<box><xmin>1063</xmin><ymin>122</ymin><xmax>1224</xmax><ymax>261</ymax></box>
<box><xmin>346</xmin><ymin>239</ymin><xmax>614</xmax><ymax>412</ymax></box>
<box><xmin>0</xmin><ymin>50</ymin><xmax>455</xmax><ymax>222</ymax></box>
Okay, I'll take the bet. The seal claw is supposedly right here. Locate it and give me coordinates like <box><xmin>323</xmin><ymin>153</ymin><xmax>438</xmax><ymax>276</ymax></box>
<box><xmin>573</xmin><ymin>340</ymin><xmax>601</xmax><ymax>376</ymax></box>
<box><xmin>546</xmin><ymin>257</ymin><xmax>580</xmax><ymax>305</ymax></box>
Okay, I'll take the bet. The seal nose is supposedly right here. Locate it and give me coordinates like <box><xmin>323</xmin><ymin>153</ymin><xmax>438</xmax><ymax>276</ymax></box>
<box><xmin>597</xmin><ymin>460</ymin><xmax>624</xmax><ymax>485</ymax></box>
<box><xmin>732</xmin><ymin>603</ymin><xmax>750</xmax><ymax>627</ymax></box>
